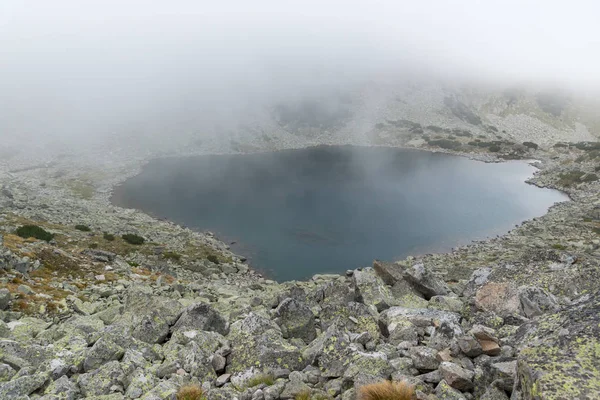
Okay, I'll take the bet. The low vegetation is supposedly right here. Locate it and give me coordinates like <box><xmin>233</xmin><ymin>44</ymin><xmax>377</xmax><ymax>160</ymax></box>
<box><xmin>103</xmin><ymin>232</ymin><xmax>115</xmax><ymax>241</ymax></box>
<box><xmin>245</xmin><ymin>373</ymin><xmax>274</xmax><ymax>388</ymax></box>
<box><xmin>523</xmin><ymin>141</ymin><xmax>539</xmax><ymax>150</ymax></box>
<box><xmin>122</xmin><ymin>233</ymin><xmax>145</xmax><ymax>245</ymax></box>
<box><xmin>358</xmin><ymin>380</ymin><xmax>415</xmax><ymax>400</ymax></box>
<box><xmin>75</xmin><ymin>224</ymin><xmax>91</xmax><ymax>232</ymax></box>
<box><xmin>176</xmin><ymin>385</ymin><xmax>207</xmax><ymax>400</ymax></box>
<box><xmin>427</xmin><ymin>139</ymin><xmax>461</xmax><ymax>150</ymax></box>
<box><xmin>15</xmin><ymin>225</ymin><xmax>54</xmax><ymax>242</ymax></box>
<box><xmin>207</xmin><ymin>254</ymin><xmax>220</xmax><ymax>264</ymax></box>
<box><xmin>163</xmin><ymin>251</ymin><xmax>182</xmax><ymax>261</ymax></box>
<box><xmin>558</xmin><ymin>170</ymin><xmax>598</xmax><ymax>187</ymax></box>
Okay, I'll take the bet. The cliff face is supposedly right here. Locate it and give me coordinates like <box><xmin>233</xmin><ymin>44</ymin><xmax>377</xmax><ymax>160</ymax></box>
<box><xmin>1</xmin><ymin>84</ymin><xmax>600</xmax><ymax>398</ymax></box>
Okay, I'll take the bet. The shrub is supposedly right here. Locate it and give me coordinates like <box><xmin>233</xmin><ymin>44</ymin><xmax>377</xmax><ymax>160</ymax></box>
<box><xmin>552</xmin><ymin>244</ymin><xmax>567</xmax><ymax>250</ymax></box>
<box><xmin>523</xmin><ymin>141</ymin><xmax>539</xmax><ymax>150</ymax></box>
<box><xmin>16</xmin><ymin>225</ymin><xmax>54</xmax><ymax>242</ymax></box>
<box><xmin>89</xmin><ymin>243</ymin><xmax>99</xmax><ymax>249</ymax></box>
<box><xmin>558</xmin><ymin>170</ymin><xmax>585</xmax><ymax>187</ymax></box>
<box><xmin>358</xmin><ymin>380</ymin><xmax>415</xmax><ymax>400</ymax></box>
<box><xmin>163</xmin><ymin>251</ymin><xmax>181</xmax><ymax>261</ymax></box>
<box><xmin>489</xmin><ymin>144</ymin><xmax>501</xmax><ymax>152</ymax></box>
<box><xmin>176</xmin><ymin>385</ymin><xmax>206</xmax><ymax>400</ymax></box>
<box><xmin>581</xmin><ymin>173</ymin><xmax>599</xmax><ymax>183</ymax></box>
<box><xmin>103</xmin><ymin>232</ymin><xmax>115</xmax><ymax>241</ymax></box>
<box><xmin>207</xmin><ymin>254</ymin><xmax>220</xmax><ymax>264</ymax></box>
<box><xmin>246</xmin><ymin>373</ymin><xmax>274</xmax><ymax>388</ymax></box>
<box><xmin>554</xmin><ymin>142</ymin><xmax>568</xmax><ymax>148</ymax></box>
<box><xmin>75</xmin><ymin>224</ymin><xmax>91</xmax><ymax>232</ymax></box>
<box><xmin>428</xmin><ymin>139</ymin><xmax>461</xmax><ymax>150</ymax></box>
<box><xmin>122</xmin><ymin>234</ymin><xmax>145</xmax><ymax>245</ymax></box>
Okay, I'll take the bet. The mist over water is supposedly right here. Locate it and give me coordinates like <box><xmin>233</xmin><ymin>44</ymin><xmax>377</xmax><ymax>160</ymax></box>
<box><xmin>112</xmin><ymin>146</ymin><xmax>567</xmax><ymax>280</ymax></box>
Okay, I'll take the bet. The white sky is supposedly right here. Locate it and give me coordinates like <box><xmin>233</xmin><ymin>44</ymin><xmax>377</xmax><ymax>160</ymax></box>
<box><xmin>1</xmin><ymin>1</ymin><xmax>599</xmax><ymax>144</ymax></box>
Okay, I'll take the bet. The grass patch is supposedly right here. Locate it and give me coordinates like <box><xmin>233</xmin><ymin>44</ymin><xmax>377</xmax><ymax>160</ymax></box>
<box><xmin>16</xmin><ymin>225</ymin><xmax>54</xmax><ymax>242</ymax></box>
<box><xmin>246</xmin><ymin>374</ymin><xmax>274</xmax><ymax>388</ymax></box>
<box><xmin>163</xmin><ymin>251</ymin><xmax>182</xmax><ymax>261</ymax></box>
<box><xmin>207</xmin><ymin>254</ymin><xmax>220</xmax><ymax>264</ymax></box>
<box><xmin>122</xmin><ymin>234</ymin><xmax>145</xmax><ymax>245</ymax></box>
<box><xmin>176</xmin><ymin>385</ymin><xmax>206</xmax><ymax>400</ymax></box>
<box><xmin>358</xmin><ymin>380</ymin><xmax>415</xmax><ymax>400</ymax></box>
<box><xmin>64</xmin><ymin>180</ymin><xmax>95</xmax><ymax>200</ymax></box>
<box><xmin>75</xmin><ymin>224</ymin><xmax>91</xmax><ymax>232</ymax></box>
<box><xmin>552</xmin><ymin>244</ymin><xmax>567</xmax><ymax>250</ymax></box>
<box><xmin>103</xmin><ymin>232</ymin><xmax>115</xmax><ymax>241</ymax></box>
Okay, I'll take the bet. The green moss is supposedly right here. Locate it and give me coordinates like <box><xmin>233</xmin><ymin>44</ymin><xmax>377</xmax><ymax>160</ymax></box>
<box><xmin>15</xmin><ymin>225</ymin><xmax>54</xmax><ymax>242</ymax></box>
<box><xmin>75</xmin><ymin>224</ymin><xmax>91</xmax><ymax>232</ymax></box>
<box><xmin>122</xmin><ymin>234</ymin><xmax>145</xmax><ymax>245</ymax></box>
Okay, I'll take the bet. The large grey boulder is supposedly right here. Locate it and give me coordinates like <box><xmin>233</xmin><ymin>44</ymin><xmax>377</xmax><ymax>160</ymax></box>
<box><xmin>320</xmin><ymin>301</ymin><xmax>380</xmax><ymax>339</ymax></box>
<box><xmin>228</xmin><ymin>313</ymin><xmax>307</xmax><ymax>383</ymax></box>
<box><xmin>274</xmin><ymin>298</ymin><xmax>316</xmax><ymax>343</ymax></box>
<box><xmin>403</xmin><ymin>263</ymin><xmax>450</xmax><ymax>299</ymax></box>
<box><xmin>132</xmin><ymin>309</ymin><xmax>170</xmax><ymax>344</ymax></box>
<box><xmin>342</xmin><ymin>352</ymin><xmax>394</xmax><ymax>388</ymax></box>
<box><xmin>353</xmin><ymin>267</ymin><xmax>395</xmax><ymax>311</ymax></box>
<box><xmin>380</xmin><ymin>307</ymin><xmax>463</xmax><ymax>344</ymax></box>
<box><xmin>172</xmin><ymin>303</ymin><xmax>229</xmax><ymax>336</ymax></box>
<box><xmin>83</xmin><ymin>337</ymin><xmax>125</xmax><ymax>372</ymax></box>
<box><xmin>162</xmin><ymin>329</ymin><xmax>225</xmax><ymax>381</ymax></box>
<box><xmin>0</xmin><ymin>288</ymin><xmax>11</xmax><ymax>310</ymax></box>
<box><xmin>0</xmin><ymin>372</ymin><xmax>47</xmax><ymax>398</ymax></box>
<box><xmin>439</xmin><ymin>361</ymin><xmax>474</xmax><ymax>391</ymax></box>
<box><xmin>409</xmin><ymin>346</ymin><xmax>440</xmax><ymax>371</ymax></box>
<box><xmin>373</xmin><ymin>260</ymin><xmax>405</xmax><ymax>285</ymax></box>
<box><xmin>518</xmin><ymin>286</ymin><xmax>560</xmax><ymax>318</ymax></box>
<box><xmin>435</xmin><ymin>379</ymin><xmax>467</xmax><ymax>399</ymax></box>
<box><xmin>43</xmin><ymin>375</ymin><xmax>80</xmax><ymax>400</ymax></box>
<box><xmin>77</xmin><ymin>360</ymin><xmax>127</xmax><ymax>397</ymax></box>
<box><xmin>303</xmin><ymin>323</ymin><xmax>357</xmax><ymax>378</ymax></box>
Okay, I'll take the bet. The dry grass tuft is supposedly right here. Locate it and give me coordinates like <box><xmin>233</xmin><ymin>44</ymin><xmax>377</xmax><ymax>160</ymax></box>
<box><xmin>176</xmin><ymin>384</ymin><xmax>206</xmax><ymax>400</ymax></box>
<box><xmin>246</xmin><ymin>373</ymin><xmax>275</xmax><ymax>388</ymax></box>
<box><xmin>295</xmin><ymin>390</ymin><xmax>311</xmax><ymax>400</ymax></box>
<box><xmin>358</xmin><ymin>380</ymin><xmax>415</xmax><ymax>400</ymax></box>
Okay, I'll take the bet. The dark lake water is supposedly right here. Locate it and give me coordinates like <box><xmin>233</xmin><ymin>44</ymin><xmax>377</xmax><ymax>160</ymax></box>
<box><xmin>112</xmin><ymin>146</ymin><xmax>567</xmax><ymax>281</ymax></box>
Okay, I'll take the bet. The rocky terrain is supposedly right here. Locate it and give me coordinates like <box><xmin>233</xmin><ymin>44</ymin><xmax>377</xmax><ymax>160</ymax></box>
<box><xmin>1</xmin><ymin>85</ymin><xmax>600</xmax><ymax>399</ymax></box>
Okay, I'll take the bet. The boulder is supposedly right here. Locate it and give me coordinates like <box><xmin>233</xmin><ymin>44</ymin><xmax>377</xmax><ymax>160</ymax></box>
<box><xmin>514</xmin><ymin>290</ymin><xmax>600</xmax><ymax>399</ymax></box>
<box><xmin>319</xmin><ymin>301</ymin><xmax>380</xmax><ymax>339</ymax></box>
<box><xmin>228</xmin><ymin>313</ymin><xmax>307</xmax><ymax>381</ymax></box>
<box><xmin>171</xmin><ymin>303</ymin><xmax>229</xmax><ymax>336</ymax></box>
<box><xmin>0</xmin><ymin>288</ymin><xmax>11</xmax><ymax>310</ymax></box>
<box><xmin>83</xmin><ymin>337</ymin><xmax>125</xmax><ymax>372</ymax></box>
<box><xmin>403</xmin><ymin>263</ymin><xmax>450</xmax><ymax>299</ymax></box>
<box><xmin>303</xmin><ymin>323</ymin><xmax>357</xmax><ymax>378</ymax></box>
<box><xmin>77</xmin><ymin>361</ymin><xmax>127</xmax><ymax>397</ymax></box>
<box><xmin>342</xmin><ymin>352</ymin><xmax>394</xmax><ymax>388</ymax></box>
<box><xmin>518</xmin><ymin>286</ymin><xmax>560</xmax><ymax>318</ymax></box>
<box><xmin>439</xmin><ymin>361</ymin><xmax>474</xmax><ymax>391</ymax></box>
<box><xmin>435</xmin><ymin>379</ymin><xmax>467</xmax><ymax>399</ymax></box>
<box><xmin>409</xmin><ymin>346</ymin><xmax>440</xmax><ymax>371</ymax></box>
<box><xmin>353</xmin><ymin>267</ymin><xmax>395</xmax><ymax>311</ymax></box>
<box><xmin>373</xmin><ymin>260</ymin><xmax>404</xmax><ymax>285</ymax></box>
<box><xmin>0</xmin><ymin>372</ymin><xmax>47</xmax><ymax>398</ymax></box>
<box><xmin>475</xmin><ymin>282</ymin><xmax>521</xmax><ymax>316</ymax></box>
<box><xmin>274</xmin><ymin>298</ymin><xmax>316</xmax><ymax>343</ymax></box>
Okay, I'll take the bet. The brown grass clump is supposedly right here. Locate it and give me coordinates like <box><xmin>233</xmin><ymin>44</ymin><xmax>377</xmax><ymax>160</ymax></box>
<box><xmin>176</xmin><ymin>385</ymin><xmax>206</xmax><ymax>400</ymax></box>
<box><xmin>295</xmin><ymin>390</ymin><xmax>311</xmax><ymax>400</ymax></box>
<box><xmin>358</xmin><ymin>380</ymin><xmax>415</xmax><ymax>400</ymax></box>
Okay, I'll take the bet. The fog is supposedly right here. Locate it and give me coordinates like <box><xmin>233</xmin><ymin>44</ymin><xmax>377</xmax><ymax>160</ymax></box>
<box><xmin>1</xmin><ymin>1</ymin><xmax>600</xmax><ymax>150</ymax></box>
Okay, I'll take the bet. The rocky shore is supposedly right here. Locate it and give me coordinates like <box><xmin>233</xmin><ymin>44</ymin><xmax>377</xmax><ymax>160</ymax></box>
<box><xmin>1</xmin><ymin>131</ymin><xmax>600</xmax><ymax>399</ymax></box>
